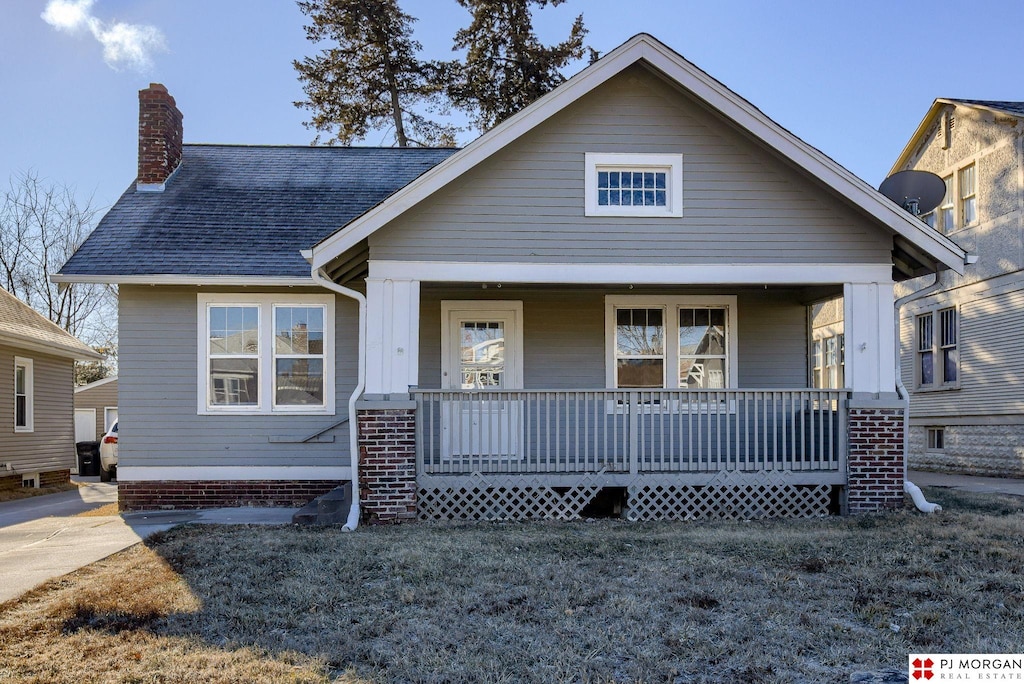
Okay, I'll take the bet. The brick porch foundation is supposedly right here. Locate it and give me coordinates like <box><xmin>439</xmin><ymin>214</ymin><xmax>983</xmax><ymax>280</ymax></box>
<box><xmin>847</xmin><ymin>407</ymin><xmax>906</xmax><ymax>513</ymax></box>
<box><xmin>118</xmin><ymin>480</ymin><xmax>343</xmax><ymax>512</ymax></box>
<box><xmin>357</xmin><ymin>406</ymin><xmax>417</xmax><ymax>523</ymax></box>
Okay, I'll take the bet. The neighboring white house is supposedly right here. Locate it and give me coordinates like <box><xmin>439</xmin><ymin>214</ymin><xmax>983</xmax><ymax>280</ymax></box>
<box><xmin>56</xmin><ymin>35</ymin><xmax>968</xmax><ymax>520</ymax></box>
<box><xmin>890</xmin><ymin>99</ymin><xmax>1024</xmax><ymax>477</ymax></box>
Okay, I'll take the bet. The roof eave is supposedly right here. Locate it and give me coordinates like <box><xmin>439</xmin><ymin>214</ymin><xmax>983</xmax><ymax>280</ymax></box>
<box><xmin>0</xmin><ymin>331</ymin><xmax>102</xmax><ymax>361</ymax></box>
<box><xmin>52</xmin><ymin>274</ymin><xmax>317</xmax><ymax>287</ymax></box>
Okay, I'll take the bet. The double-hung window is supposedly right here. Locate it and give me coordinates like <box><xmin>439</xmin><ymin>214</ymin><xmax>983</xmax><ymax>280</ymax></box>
<box><xmin>916</xmin><ymin>307</ymin><xmax>958</xmax><ymax>389</ymax></box>
<box><xmin>14</xmin><ymin>357</ymin><xmax>33</xmax><ymax>432</ymax></box>
<box><xmin>811</xmin><ymin>334</ymin><xmax>845</xmax><ymax>389</ymax></box>
<box><xmin>199</xmin><ymin>294</ymin><xmax>334</xmax><ymax>414</ymax></box>
<box><xmin>585</xmin><ymin>153</ymin><xmax>683</xmax><ymax>217</ymax></box>
<box><xmin>959</xmin><ymin>163</ymin><xmax>977</xmax><ymax>227</ymax></box>
<box><xmin>938</xmin><ymin>175</ymin><xmax>954</xmax><ymax>232</ymax></box>
<box><xmin>606</xmin><ymin>296</ymin><xmax>737</xmax><ymax>390</ymax></box>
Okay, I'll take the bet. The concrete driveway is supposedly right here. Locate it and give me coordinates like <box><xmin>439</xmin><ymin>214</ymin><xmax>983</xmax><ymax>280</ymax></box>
<box><xmin>0</xmin><ymin>483</ymin><xmax>297</xmax><ymax>604</ymax></box>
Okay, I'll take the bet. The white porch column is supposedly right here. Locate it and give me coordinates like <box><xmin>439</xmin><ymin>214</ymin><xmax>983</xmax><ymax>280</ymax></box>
<box><xmin>365</xmin><ymin>277</ymin><xmax>420</xmax><ymax>395</ymax></box>
<box><xmin>843</xmin><ymin>281</ymin><xmax>896</xmax><ymax>397</ymax></box>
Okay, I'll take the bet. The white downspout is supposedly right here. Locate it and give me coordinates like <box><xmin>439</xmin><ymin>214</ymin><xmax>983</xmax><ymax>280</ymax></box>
<box><xmin>894</xmin><ymin>271</ymin><xmax>943</xmax><ymax>513</ymax></box>
<box><xmin>312</xmin><ymin>265</ymin><xmax>365</xmax><ymax>530</ymax></box>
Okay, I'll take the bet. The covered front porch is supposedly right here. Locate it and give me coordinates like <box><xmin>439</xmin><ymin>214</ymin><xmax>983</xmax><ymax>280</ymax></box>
<box><xmin>351</xmin><ymin>263</ymin><xmax>903</xmax><ymax>521</ymax></box>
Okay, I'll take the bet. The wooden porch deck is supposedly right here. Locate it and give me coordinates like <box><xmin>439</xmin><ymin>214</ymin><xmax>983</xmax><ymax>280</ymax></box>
<box><xmin>412</xmin><ymin>389</ymin><xmax>849</xmax><ymax>520</ymax></box>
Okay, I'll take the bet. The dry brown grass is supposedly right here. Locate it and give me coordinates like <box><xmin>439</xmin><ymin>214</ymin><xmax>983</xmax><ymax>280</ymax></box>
<box><xmin>0</xmin><ymin>487</ymin><xmax>1021</xmax><ymax>683</ymax></box>
<box><xmin>0</xmin><ymin>481</ymin><xmax>79</xmax><ymax>503</ymax></box>
<box><xmin>75</xmin><ymin>503</ymin><xmax>120</xmax><ymax>517</ymax></box>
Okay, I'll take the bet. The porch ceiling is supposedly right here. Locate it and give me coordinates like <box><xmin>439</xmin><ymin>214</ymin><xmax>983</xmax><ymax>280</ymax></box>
<box><xmin>322</xmin><ymin>239</ymin><xmax>369</xmax><ymax>285</ymax></box>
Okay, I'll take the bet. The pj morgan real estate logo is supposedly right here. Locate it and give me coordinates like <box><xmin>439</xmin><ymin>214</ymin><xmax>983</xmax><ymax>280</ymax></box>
<box><xmin>909</xmin><ymin>654</ymin><xmax>1024</xmax><ymax>681</ymax></box>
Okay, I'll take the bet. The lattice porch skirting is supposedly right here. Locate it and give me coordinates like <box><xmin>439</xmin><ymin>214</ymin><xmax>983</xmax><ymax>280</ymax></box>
<box><xmin>418</xmin><ymin>471</ymin><xmax>835</xmax><ymax>521</ymax></box>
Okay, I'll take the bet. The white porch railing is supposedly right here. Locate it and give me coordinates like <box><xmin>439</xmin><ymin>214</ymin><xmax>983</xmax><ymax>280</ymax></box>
<box><xmin>413</xmin><ymin>389</ymin><xmax>848</xmax><ymax>478</ymax></box>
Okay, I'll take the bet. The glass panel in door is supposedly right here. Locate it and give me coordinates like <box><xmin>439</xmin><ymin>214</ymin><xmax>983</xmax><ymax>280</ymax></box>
<box><xmin>460</xmin><ymin>321</ymin><xmax>505</xmax><ymax>389</ymax></box>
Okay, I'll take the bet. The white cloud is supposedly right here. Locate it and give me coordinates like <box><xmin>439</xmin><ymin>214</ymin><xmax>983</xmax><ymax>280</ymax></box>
<box><xmin>41</xmin><ymin>0</ymin><xmax>167</xmax><ymax>72</ymax></box>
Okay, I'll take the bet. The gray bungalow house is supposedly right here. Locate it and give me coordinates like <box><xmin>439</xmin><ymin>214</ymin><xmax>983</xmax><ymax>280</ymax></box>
<box><xmin>0</xmin><ymin>288</ymin><xmax>101</xmax><ymax>490</ymax></box>
<box><xmin>57</xmin><ymin>35</ymin><xmax>968</xmax><ymax>521</ymax></box>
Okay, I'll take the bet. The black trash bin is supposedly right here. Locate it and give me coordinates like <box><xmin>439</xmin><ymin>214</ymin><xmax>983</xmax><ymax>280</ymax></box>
<box><xmin>76</xmin><ymin>441</ymin><xmax>100</xmax><ymax>476</ymax></box>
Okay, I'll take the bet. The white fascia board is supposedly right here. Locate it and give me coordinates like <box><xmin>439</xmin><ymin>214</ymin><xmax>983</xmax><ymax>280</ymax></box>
<box><xmin>369</xmin><ymin>260</ymin><xmax>894</xmax><ymax>285</ymax></box>
<box><xmin>634</xmin><ymin>43</ymin><xmax>966</xmax><ymax>274</ymax></box>
<box><xmin>51</xmin><ymin>274</ymin><xmax>316</xmax><ymax>286</ymax></box>
<box><xmin>309</xmin><ymin>35</ymin><xmax>658</xmax><ymax>271</ymax></box>
<box><xmin>0</xmin><ymin>332</ymin><xmax>102</xmax><ymax>361</ymax></box>
<box><xmin>118</xmin><ymin>466</ymin><xmax>352</xmax><ymax>481</ymax></box>
<box><xmin>888</xmin><ymin>100</ymin><xmax>946</xmax><ymax>176</ymax></box>
<box><xmin>74</xmin><ymin>375</ymin><xmax>118</xmax><ymax>393</ymax></box>
<box><xmin>309</xmin><ymin>33</ymin><xmax>965</xmax><ymax>275</ymax></box>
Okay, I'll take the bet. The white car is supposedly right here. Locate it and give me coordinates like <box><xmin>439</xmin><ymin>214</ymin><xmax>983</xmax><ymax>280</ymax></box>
<box><xmin>99</xmin><ymin>422</ymin><xmax>118</xmax><ymax>482</ymax></box>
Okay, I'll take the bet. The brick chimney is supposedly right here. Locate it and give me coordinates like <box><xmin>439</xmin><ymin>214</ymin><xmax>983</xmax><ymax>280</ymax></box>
<box><xmin>137</xmin><ymin>83</ymin><xmax>183</xmax><ymax>191</ymax></box>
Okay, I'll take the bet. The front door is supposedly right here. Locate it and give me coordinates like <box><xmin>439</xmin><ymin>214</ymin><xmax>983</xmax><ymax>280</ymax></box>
<box><xmin>441</xmin><ymin>301</ymin><xmax>523</xmax><ymax>459</ymax></box>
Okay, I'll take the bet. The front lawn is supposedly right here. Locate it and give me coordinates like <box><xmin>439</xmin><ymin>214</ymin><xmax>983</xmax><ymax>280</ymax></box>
<box><xmin>0</xmin><ymin>487</ymin><xmax>1021</xmax><ymax>683</ymax></box>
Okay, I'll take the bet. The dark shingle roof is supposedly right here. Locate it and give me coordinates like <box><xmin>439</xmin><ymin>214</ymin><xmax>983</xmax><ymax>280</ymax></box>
<box><xmin>59</xmin><ymin>145</ymin><xmax>457</xmax><ymax>278</ymax></box>
<box><xmin>947</xmin><ymin>99</ymin><xmax>1024</xmax><ymax>117</ymax></box>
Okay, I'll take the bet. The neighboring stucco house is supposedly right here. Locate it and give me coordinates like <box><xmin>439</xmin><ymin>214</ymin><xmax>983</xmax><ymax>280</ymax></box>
<box><xmin>889</xmin><ymin>99</ymin><xmax>1024</xmax><ymax>477</ymax></box>
<box><xmin>74</xmin><ymin>376</ymin><xmax>118</xmax><ymax>443</ymax></box>
<box><xmin>56</xmin><ymin>35</ymin><xmax>968</xmax><ymax>520</ymax></box>
<box><xmin>0</xmin><ymin>287</ymin><xmax>102</xmax><ymax>490</ymax></box>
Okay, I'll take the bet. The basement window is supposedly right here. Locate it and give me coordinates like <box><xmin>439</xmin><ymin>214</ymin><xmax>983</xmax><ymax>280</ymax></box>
<box><xmin>926</xmin><ymin>427</ymin><xmax>945</xmax><ymax>451</ymax></box>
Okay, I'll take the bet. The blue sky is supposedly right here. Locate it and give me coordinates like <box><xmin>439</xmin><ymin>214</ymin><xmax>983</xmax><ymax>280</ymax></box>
<box><xmin>1</xmin><ymin>0</ymin><xmax>1019</xmax><ymax>215</ymax></box>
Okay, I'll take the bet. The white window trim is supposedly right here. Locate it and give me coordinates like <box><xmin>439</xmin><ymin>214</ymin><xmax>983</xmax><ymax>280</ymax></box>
<box><xmin>604</xmin><ymin>295</ymin><xmax>738</xmax><ymax>389</ymax></box>
<box><xmin>959</xmin><ymin>163</ymin><xmax>977</xmax><ymax>228</ymax></box>
<box><xmin>104</xmin><ymin>407</ymin><xmax>118</xmax><ymax>432</ymax></box>
<box><xmin>585</xmin><ymin>153</ymin><xmax>683</xmax><ymax>217</ymax></box>
<box><xmin>932</xmin><ymin>158</ymin><xmax>981</xmax><ymax>235</ymax></box>
<box><xmin>197</xmin><ymin>293</ymin><xmax>335</xmax><ymax>415</ymax></box>
<box><xmin>914</xmin><ymin>305</ymin><xmax>960</xmax><ymax>392</ymax></box>
<box><xmin>14</xmin><ymin>357</ymin><xmax>33</xmax><ymax>433</ymax></box>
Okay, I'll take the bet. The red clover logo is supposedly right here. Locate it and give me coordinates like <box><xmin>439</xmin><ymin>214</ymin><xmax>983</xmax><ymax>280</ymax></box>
<box><xmin>911</xmin><ymin>657</ymin><xmax>934</xmax><ymax>680</ymax></box>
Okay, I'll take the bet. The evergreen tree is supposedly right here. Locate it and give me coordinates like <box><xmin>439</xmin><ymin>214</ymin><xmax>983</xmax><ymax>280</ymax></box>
<box><xmin>294</xmin><ymin>0</ymin><xmax>457</xmax><ymax>146</ymax></box>
<box><xmin>449</xmin><ymin>0</ymin><xmax>587</xmax><ymax>130</ymax></box>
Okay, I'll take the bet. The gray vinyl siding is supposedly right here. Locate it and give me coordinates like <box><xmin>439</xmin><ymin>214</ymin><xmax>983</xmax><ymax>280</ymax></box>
<box><xmin>903</xmin><ymin>285</ymin><xmax>1024</xmax><ymax>420</ymax></box>
<box><xmin>74</xmin><ymin>379</ymin><xmax>118</xmax><ymax>438</ymax></box>
<box><xmin>119</xmin><ymin>286</ymin><xmax>357</xmax><ymax>469</ymax></box>
<box><xmin>371</xmin><ymin>64</ymin><xmax>892</xmax><ymax>265</ymax></box>
<box><xmin>0</xmin><ymin>344</ymin><xmax>76</xmax><ymax>474</ymax></box>
<box><xmin>418</xmin><ymin>286</ymin><xmax>809</xmax><ymax>390</ymax></box>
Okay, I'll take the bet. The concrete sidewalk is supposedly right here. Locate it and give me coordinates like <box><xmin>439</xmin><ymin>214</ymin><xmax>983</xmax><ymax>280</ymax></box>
<box><xmin>0</xmin><ymin>491</ymin><xmax>298</xmax><ymax>604</ymax></box>
<box><xmin>909</xmin><ymin>469</ymin><xmax>1024</xmax><ymax>497</ymax></box>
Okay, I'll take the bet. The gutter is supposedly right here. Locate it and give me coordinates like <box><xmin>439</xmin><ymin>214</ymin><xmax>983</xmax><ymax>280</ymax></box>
<box><xmin>310</xmin><ymin>265</ymin><xmax>365</xmax><ymax>531</ymax></box>
<box><xmin>893</xmin><ymin>272</ymin><xmax>946</xmax><ymax>513</ymax></box>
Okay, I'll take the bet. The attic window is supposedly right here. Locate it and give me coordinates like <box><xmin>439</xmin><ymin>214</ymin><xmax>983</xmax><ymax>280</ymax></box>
<box><xmin>585</xmin><ymin>153</ymin><xmax>682</xmax><ymax>217</ymax></box>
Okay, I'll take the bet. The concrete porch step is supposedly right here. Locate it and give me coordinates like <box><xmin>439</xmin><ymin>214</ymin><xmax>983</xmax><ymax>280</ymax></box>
<box><xmin>292</xmin><ymin>486</ymin><xmax>353</xmax><ymax>526</ymax></box>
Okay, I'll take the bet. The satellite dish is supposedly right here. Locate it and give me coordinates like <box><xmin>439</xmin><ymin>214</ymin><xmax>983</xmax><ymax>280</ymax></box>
<box><xmin>879</xmin><ymin>170</ymin><xmax>946</xmax><ymax>216</ymax></box>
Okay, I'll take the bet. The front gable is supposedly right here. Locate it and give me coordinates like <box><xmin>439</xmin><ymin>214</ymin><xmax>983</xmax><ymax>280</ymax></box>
<box><xmin>312</xmin><ymin>34</ymin><xmax>966</xmax><ymax>280</ymax></box>
<box><xmin>369</xmin><ymin>64</ymin><xmax>893</xmax><ymax>267</ymax></box>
